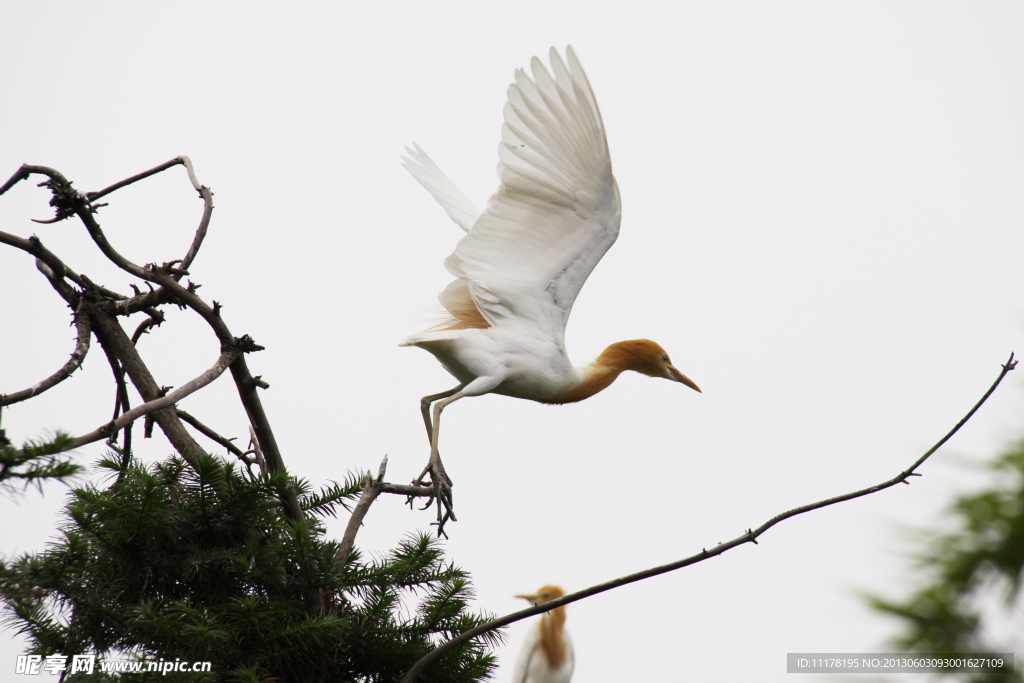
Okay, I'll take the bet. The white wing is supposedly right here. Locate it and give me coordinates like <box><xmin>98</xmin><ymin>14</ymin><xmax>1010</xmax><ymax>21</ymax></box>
<box><xmin>403</xmin><ymin>143</ymin><xmax>481</xmax><ymax>232</ymax></box>
<box><xmin>447</xmin><ymin>46</ymin><xmax>620</xmax><ymax>343</ymax></box>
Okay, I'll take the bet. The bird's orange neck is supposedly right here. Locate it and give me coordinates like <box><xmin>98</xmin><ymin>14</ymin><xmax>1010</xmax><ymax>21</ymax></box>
<box><xmin>538</xmin><ymin>605</ymin><xmax>568</xmax><ymax>668</ymax></box>
<box><xmin>543</xmin><ymin>341</ymin><xmax>652</xmax><ymax>404</ymax></box>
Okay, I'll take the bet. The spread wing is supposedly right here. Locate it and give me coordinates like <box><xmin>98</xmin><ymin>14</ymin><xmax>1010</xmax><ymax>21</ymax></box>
<box><xmin>402</xmin><ymin>143</ymin><xmax>481</xmax><ymax>232</ymax></box>
<box><xmin>447</xmin><ymin>46</ymin><xmax>621</xmax><ymax>343</ymax></box>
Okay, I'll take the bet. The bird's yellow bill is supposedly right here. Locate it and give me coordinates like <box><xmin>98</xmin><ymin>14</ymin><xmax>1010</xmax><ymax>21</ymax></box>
<box><xmin>668</xmin><ymin>366</ymin><xmax>701</xmax><ymax>393</ymax></box>
<box><xmin>515</xmin><ymin>593</ymin><xmax>543</xmax><ymax>605</ymax></box>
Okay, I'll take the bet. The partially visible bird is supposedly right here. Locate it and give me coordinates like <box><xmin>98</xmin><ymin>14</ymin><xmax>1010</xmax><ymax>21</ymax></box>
<box><xmin>511</xmin><ymin>586</ymin><xmax>574</xmax><ymax>683</ymax></box>
<box><xmin>402</xmin><ymin>47</ymin><xmax>701</xmax><ymax>524</ymax></box>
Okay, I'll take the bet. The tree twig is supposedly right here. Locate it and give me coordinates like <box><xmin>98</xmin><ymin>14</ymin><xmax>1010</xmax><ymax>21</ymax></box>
<box><xmin>400</xmin><ymin>352</ymin><xmax>1018</xmax><ymax>683</ymax></box>
<box><xmin>68</xmin><ymin>347</ymin><xmax>242</xmax><ymax>450</ymax></box>
<box><xmin>1</xmin><ymin>299</ymin><xmax>91</xmax><ymax>406</ymax></box>
<box><xmin>381</xmin><ymin>482</ymin><xmax>435</xmax><ymax>497</ymax></box>
<box><xmin>85</xmin><ymin>157</ymin><xmax>186</xmax><ymax>203</ymax></box>
<box><xmin>176</xmin><ymin>157</ymin><xmax>213</xmax><ymax>279</ymax></box>
<box><xmin>176</xmin><ymin>409</ymin><xmax>251</xmax><ymax>464</ymax></box>
<box><xmin>0</xmin><ymin>230</ymin><xmax>125</xmax><ymax>304</ymax></box>
<box><xmin>130</xmin><ymin>309</ymin><xmax>165</xmax><ymax>345</ymax></box>
<box><xmin>336</xmin><ymin>457</ymin><xmax>389</xmax><ymax>566</ymax></box>
<box><xmin>6</xmin><ymin>161</ymin><xmax>300</xmax><ymax>521</ymax></box>
<box><xmin>97</xmin><ymin>331</ymin><xmax>132</xmax><ymax>463</ymax></box>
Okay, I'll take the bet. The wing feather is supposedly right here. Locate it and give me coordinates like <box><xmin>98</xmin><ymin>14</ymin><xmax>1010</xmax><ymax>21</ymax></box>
<box><xmin>448</xmin><ymin>46</ymin><xmax>620</xmax><ymax>341</ymax></box>
<box><xmin>402</xmin><ymin>143</ymin><xmax>481</xmax><ymax>232</ymax></box>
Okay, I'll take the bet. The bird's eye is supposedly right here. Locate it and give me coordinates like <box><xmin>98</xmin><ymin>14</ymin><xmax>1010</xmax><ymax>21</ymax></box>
<box><xmin>661</xmin><ymin>355</ymin><xmax>669</xmax><ymax>363</ymax></box>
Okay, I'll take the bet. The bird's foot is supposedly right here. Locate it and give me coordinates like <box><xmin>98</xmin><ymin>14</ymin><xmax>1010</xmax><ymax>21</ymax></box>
<box><xmin>410</xmin><ymin>453</ymin><xmax>456</xmax><ymax>537</ymax></box>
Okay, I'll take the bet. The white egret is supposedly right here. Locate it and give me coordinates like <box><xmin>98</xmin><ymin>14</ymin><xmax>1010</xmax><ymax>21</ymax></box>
<box><xmin>402</xmin><ymin>47</ymin><xmax>700</xmax><ymax>522</ymax></box>
<box><xmin>511</xmin><ymin>585</ymin><xmax>574</xmax><ymax>683</ymax></box>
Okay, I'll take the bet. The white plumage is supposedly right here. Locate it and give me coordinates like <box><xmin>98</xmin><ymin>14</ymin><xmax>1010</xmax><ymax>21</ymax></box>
<box><xmin>403</xmin><ymin>46</ymin><xmax>619</xmax><ymax>358</ymax></box>
<box><xmin>511</xmin><ymin>586</ymin><xmax>574</xmax><ymax>683</ymax></box>
<box><xmin>402</xmin><ymin>47</ymin><xmax>699</xmax><ymax>524</ymax></box>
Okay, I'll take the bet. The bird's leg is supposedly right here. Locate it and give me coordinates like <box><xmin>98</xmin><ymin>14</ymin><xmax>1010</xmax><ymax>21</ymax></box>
<box><xmin>419</xmin><ymin>386</ymin><xmax>462</xmax><ymax>446</ymax></box>
<box><xmin>411</xmin><ymin>391</ymin><xmax>464</xmax><ymax>535</ymax></box>
<box><xmin>412</xmin><ymin>387</ymin><xmax>462</xmax><ymax>496</ymax></box>
<box><xmin>409</xmin><ymin>387</ymin><xmax>463</xmax><ymax>517</ymax></box>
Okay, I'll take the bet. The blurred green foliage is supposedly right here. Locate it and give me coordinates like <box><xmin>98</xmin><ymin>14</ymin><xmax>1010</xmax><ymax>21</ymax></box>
<box><xmin>868</xmin><ymin>439</ymin><xmax>1024</xmax><ymax>682</ymax></box>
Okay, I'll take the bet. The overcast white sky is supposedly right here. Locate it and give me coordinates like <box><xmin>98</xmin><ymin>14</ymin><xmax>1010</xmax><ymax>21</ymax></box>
<box><xmin>2</xmin><ymin>3</ymin><xmax>1023</xmax><ymax>681</ymax></box>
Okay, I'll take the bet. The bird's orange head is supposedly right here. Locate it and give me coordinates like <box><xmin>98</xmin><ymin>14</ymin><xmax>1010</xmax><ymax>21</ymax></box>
<box><xmin>599</xmin><ymin>339</ymin><xmax>701</xmax><ymax>393</ymax></box>
<box><xmin>514</xmin><ymin>585</ymin><xmax>565</xmax><ymax>605</ymax></box>
<box><xmin>515</xmin><ymin>585</ymin><xmax>569</xmax><ymax>667</ymax></box>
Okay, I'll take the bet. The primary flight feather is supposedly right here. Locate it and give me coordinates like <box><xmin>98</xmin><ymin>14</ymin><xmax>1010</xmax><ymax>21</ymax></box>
<box><xmin>402</xmin><ymin>47</ymin><xmax>700</xmax><ymax>530</ymax></box>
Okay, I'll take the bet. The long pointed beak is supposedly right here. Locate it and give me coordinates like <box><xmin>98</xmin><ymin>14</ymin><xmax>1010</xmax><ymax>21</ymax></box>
<box><xmin>514</xmin><ymin>593</ymin><xmax>540</xmax><ymax>605</ymax></box>
<box><xmin>668</xmin><ymin>366</ymin><xmax>701</xmax><ymax>393</ymax></box>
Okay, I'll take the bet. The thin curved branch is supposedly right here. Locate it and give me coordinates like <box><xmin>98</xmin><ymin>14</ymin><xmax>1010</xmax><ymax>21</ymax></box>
<box><xmin>131</xmin><ymin>309</ymin><xmax>165</xmax><ymax>344</ymax></box>
<box><xmin>10</xmin><ymin>161</ymin><xmax>300</xmax><ymax>521</ymax></box>
<box><xmin>401</xmin><ymin>353</ymin><xmax>1018</xmax><ymax>683</ymax></box>
<box><xmin>1</xmin><ymin>231</ymin><xmax>69</xmax><ymax>286</ymax></box>
<box><xmin>0</xmin><ymin>230</ymin><xmax>125</xmax><ymax>303</ymax></box>
<box><xmin>0</xmin><ymin>164</ymin><xmax>68</xmax><ymax>197</ymax></box>
<box><xmin>81</xmin><ymin>156</ymin><xmax>212</xmax><ymax>281</ymax></box>
<box><xmin>86</xmin><ymin>158</ymin><xmax>185</xmax><ymax>203</ymax></box>
<box><xmin>67</xmin><ymin>347</ymin><xmax>242</xmax><ymax>450</ymax></box>
<box><xmin>176</xmin><ymin>409</ymin><xmax>249</xmax><ymax>462</ymax></box>
<box><xmin>97</xmin><ymin>337</ymin><xmax>133</xmax><ymax>465</ymax></box>
<box><xmin>176</xmin><ymin>157</ymin><xmax>213</xmax><ymax>278</ymax></box>
<box><xmin>1</xmin><ymin>300</ymin><xmax>92</xmax><ymax>406</ymax></box>
<box><xmin>75</xmin><ymin>200</ymin><xmax>290</xmax><ymax>498</ymax></box>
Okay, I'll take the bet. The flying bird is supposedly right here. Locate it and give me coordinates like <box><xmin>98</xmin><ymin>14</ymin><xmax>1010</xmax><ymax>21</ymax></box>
<box><xmin>511</xmin><ymin>586</ymin><xmax>574</xmax><ymax>683</ymax></box>
<box><xmin>402</xmin><ymin>46</ymin><xmax>700</xmax><ymax>526</ymax></box>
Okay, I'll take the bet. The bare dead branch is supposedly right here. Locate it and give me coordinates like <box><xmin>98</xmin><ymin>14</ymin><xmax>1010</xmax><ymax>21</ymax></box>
<box><xmin>86</xmin><ymin>158</ymin><xmax>186</xmax><ymax>202</ymax></box>
<box><xmin>85</xmin><ymin>309</ymin><xmax>211</xmax><ymax>463</ymax></box>
<box><xmin>34</xmin><ymin>254</ymin><xmax>82</xmax><ymax>309</ymax></box>
<box><xmin>81</xmin><ymin>156</ymin><xmax>212</xmax><ymax>281</ymax></box>
<box><xmin>131</xmin><ymin>309</ymin><xmax>165</xmax><ymax>344</ymax></box>
<box><xmin>177</xmin><ymin>186</ymin><xmax>212</xmax><ymax>279</ymax></box>
<box><xmin>401</xmin><ymin>352</ymin><xmax>1018</xmax><ymax>683</ymax></box>
<box><xmin>7</xmin><ymin>161</ymin><xmax>303</xmax><ymax>521</ymax></box>
<box><xmin>177</xmin><ymin>158</ymin><xmax>213</xmax><ymax>278</ymax></box>
<box><xmin>76</xmin><ymin>207</ymin><xmax>291</xmax><ymax>512</ymax></box>
<box><xmin>97</xmin><ymin>334</ymin><xmax>132</xmax><ymax>454</ymax></box>
<box><xmin>336</xmin><ymin>457</ymin><xmax>389</xmax><ymax>566</ymax></box>
<box><xmin>1</xmin><ymin>300</ymin><xmax>91</xmax><ymax>406</ymax></box>
<box><xmin>176</xmin><ymin>409</ymin><xmax>250</xmax><ymax>462</ymax></box>
<box><xmin>0</xmin><ymin>164</ymin><xmax>68</xmax><ymax>197</ymax></box>
<box><xmin>0</xmin><ymin>230</ymin><xmax>126</xmax><ymax>304</ymax></box>
<box><xmin>105</xmin><ymin>288</ymin><xmax>174</xmax><ymax>317</ymax></box>
<box><xmin>68</xmin><ymin>347</ymin><xmax>242</xmax><ymax>450</ymax></box>
<box><xmin>74</xmin><ymin>200</ymin><xmax>151</xmax><ymax>281</ymax></box>
<box><xmin>381</xmin><ymin>482</ymin><xmax>435</xmax><ymax>497</ymax></box>
<box><xmin>247</xmin><ymin>426</ymin><xmax>267</xmax><ymax>471</ymax></box>
<box><xmin>80</xmin><ymin>166</ymin><xmax>294</xmax><ymax>516</ymax></box>
<box><xmin>27</xmin><ymin>168</ymin><xmax>280</xmax><ymax>489</ymax></box>
<box><xmin>1</xmin><ymin>231</ymin><xmax>69</xmax><ymax>285</ymax></box>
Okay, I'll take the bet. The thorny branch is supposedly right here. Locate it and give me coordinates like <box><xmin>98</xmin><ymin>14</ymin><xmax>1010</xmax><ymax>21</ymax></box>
<box><xmin>68</xmin><ymin>347</ymin><xmax>241</xmax><ymax>450</ymax></box>
<box><xmin>1</xmin><ymin>159</ymin><xmax>301</xmax><ymax>521</ymax></box>
<box><xmin>0</xmin><ymin>299</ymin><xmax>91</xmax><ymax>407</ymax></box>
<box><xmin>400</xmin><ymin>353</ymin><xmax>1018</xmax><ymax>683</ymax></box>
